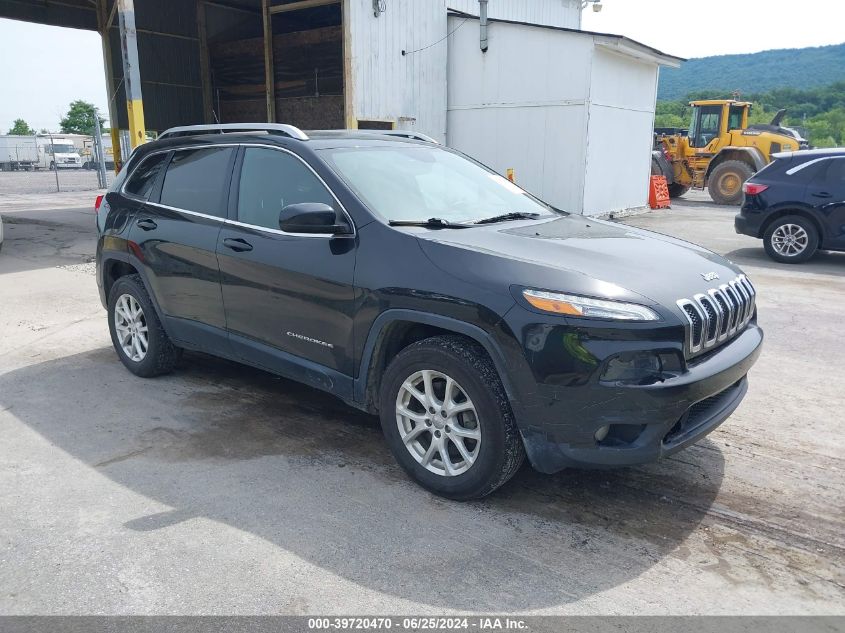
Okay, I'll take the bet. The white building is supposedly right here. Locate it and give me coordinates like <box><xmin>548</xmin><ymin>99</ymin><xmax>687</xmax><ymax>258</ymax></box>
<box><xmin>344</xmin><ymin>0</ymin><xmax>682</xmax><ymax>216</ymax></box>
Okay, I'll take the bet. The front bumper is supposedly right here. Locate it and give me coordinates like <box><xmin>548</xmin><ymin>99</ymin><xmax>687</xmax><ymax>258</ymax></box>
<box><xmin>512</xmin><ymin>324</ymin><xmax>763</xmax><ymax>473</ymax></box>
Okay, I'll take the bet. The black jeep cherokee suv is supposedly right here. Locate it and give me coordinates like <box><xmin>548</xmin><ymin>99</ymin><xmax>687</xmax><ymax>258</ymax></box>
<box><xmin>96</xmin><ymin>124</ymin><xmax>763</xmax><ymax>499</ymax></box>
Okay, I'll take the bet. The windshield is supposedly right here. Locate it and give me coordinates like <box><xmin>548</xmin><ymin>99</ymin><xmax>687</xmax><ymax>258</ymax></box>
<box><xmin>319</xmin><ymin>145</ymin><xmax>557</xmax><ymax>223</ymax></box>
<box><xmin>49</xmin><ymin>144</ymin><xmax>76</xmax><ymax>154</ymax></box>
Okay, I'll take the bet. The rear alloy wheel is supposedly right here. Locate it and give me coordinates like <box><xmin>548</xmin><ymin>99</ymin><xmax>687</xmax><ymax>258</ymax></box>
<box><xmin>108</xmin><ymin>274</ymin><xmax>181</xmax><ymax>377</ymax></box>
<box><xmin>379</xmin><ymin>335</ymin><xmax>525</xmax><ymax>500</ymax></box>
<box><xmin>763</xmin><ymin>215</ymin><xmax>819</xmax><ymax>264</ymax></box>
<box><xmin>708</xmin><ymin>160</ymin><xmax>754</xmax><ymax>205</ymax></box>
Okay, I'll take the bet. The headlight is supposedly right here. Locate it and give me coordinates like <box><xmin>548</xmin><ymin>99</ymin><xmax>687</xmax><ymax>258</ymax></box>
<box><xmin>522</xmin><ymin>289</ymin><xmax>660</xmax><ymax>321</ymax></box>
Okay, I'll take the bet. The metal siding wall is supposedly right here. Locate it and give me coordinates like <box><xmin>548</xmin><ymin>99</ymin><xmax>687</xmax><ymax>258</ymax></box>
<box><xmin>446</xmin><ymin>17</ymin><xmax>591</xmax><ymax>212</ymax></box>
<box><xmin>106</xmin><ymin>0</ymin><xmax>204</xmax><ymax>131</ymax></box>
<box><xmin>348</xmin><ymin>0</ymin><xmax>448</xmax><ymax>141</ymax></box>
<box><xmin>446</xmin><ymin>0</ymin><xmax>581</xmax><ymax>28</ymax></box>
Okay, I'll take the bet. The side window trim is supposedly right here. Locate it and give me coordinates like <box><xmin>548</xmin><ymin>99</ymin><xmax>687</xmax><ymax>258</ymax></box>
<box><xmin>227</xmin><ymin>146</ymin><xmax>245</xmax><ymax>221</ymax></box>
<box><xmin>228</xmin><ymin>143</ymin><xmax>355</xmax><ymax>238</ymax></box>
<box><xmin>148</xmin><ymin>150</ymin><xmax>172</xmax><ymax>204</ymax></box>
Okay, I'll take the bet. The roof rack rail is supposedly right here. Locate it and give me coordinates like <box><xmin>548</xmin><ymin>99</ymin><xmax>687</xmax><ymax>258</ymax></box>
<box><xmin>157</xmin><ymin>123</ymin><xmax>309</xmax><ymax>141</ymax></box>
<box><xmin>308</xmin><ymin>129</ymin><xmax>439</xmax><ymax>144</ymax></box>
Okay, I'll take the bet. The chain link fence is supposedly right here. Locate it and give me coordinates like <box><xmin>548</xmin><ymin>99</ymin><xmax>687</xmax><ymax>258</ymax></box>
<box><xmin>1</xmin><ymin>117</ymin><xmax>120</xmax><ymax>194</ymax></box>
<box><xmin>0</xmin><ymin>169</ymin><xmax>114</xmax><ymax>194</ymax></box>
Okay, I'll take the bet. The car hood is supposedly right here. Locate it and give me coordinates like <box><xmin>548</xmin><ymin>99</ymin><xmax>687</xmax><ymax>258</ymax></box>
<box><xmin>412</xmin><ymin>215</ymin><xmax>744</xmax><ymax>313</ymax></box>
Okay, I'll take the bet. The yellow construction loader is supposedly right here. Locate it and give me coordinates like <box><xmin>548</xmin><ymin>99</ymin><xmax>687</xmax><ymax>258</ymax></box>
<box><xmin>652</xmin><ymin>100</ymin><xmax>807</xmax><ymax>205</ymax></box>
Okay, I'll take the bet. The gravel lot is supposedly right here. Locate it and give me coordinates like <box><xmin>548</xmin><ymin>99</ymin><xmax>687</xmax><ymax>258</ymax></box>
<box><xmin>0</xmin><ymin>192</ymin><xmax>842</xmax><ymax>616</ymax></box>
<box><xmin>0</xmin><ymin>169</ymin><xmax>113</xmax><ymax>194</ymax></box>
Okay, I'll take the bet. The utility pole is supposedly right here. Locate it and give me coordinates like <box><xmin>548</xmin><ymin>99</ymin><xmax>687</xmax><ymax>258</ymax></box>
<box><xmin>93</xmin><ymin>110</ymin><xmax>108</xmax><ymax>189</ymax></box>
<box><xmin>48</xmin><ymin>132</ymin><xmax>60</xmax><ymax>193</ymax></box>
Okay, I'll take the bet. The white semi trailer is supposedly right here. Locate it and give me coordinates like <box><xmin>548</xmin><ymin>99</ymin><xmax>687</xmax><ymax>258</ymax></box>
<box><xmin>0</xmin><ymin>135</ymin><xmax>39</xmax><ymax>171</ymax></box>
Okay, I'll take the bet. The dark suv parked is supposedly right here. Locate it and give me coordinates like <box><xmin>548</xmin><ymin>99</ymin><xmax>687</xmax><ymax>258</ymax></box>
<box><xmin>96</xmin><ymin>124</ymin><xmax>763</xmax><ymax>499</ymax></box>
<box><xmin>736</xmin><ymin>148</ymin><xmax>845</xmax><ymax>263</ymax></box>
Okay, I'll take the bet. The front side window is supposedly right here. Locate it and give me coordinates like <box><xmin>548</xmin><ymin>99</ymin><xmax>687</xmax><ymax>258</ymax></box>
<box><xmin>159</xmin><ymin>147</ymin><xmax>234</xmax><ymax>216</ymax></box>
<box><xmin>237</xmin><ymin>147</ymin><xmax>335</xmax><ymax>230</ymax></box>
<box><xmin>690</xmin><ymin>106</ymin><xmax>722</xmax><ymax>148</ymax></box>
<box><xmin>124</xmin><ymin>152</ymin><xmax>168</xmax><ymax>199</ymax></box>
<box><xmin>319</xmin><ymin>145</ymin><xmax>555</xmax><ymax>224</ymax></box>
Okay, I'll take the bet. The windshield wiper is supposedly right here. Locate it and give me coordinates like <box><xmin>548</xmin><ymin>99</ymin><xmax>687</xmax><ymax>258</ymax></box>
<box><xmin>473</xmin><ymin>212</ymin><xmax>541</xmax><ymax>224</ymax></box>
<box><xmin>388</xmin><ymin>218</ymin><xmax>472</xmax><ymax>229</ymax></box>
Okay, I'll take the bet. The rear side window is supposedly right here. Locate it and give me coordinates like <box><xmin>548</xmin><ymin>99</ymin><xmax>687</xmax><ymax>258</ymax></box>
<box><xmin>236</xmin><ymin>147</ymin><xmax>335</xmax><ymax>230</ymax></box>
<box><xmin>788</xmin><ymin>157</ymin><xmax>837</xmax><ymax>184</ymax></box>
<box><xmin>124</xmin><ymin>152</ymin><xmax>167</xmax><ymax>199</ymax></box>
<box><xmin>159</xmin><ymin>147</ymin><xmax>235</xmax><ymax>216</ymax></box>
<box><xmin>820</xmin><ymin>158</ymin><xmax>845</xmax><ymax>185</ymax></box>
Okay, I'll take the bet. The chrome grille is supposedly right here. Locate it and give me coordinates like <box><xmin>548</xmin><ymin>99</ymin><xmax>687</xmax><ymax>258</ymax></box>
<box><xmin>677</xmin><ymin>274</ymin><xmax>756</xmax><ymax>354</ymax></box>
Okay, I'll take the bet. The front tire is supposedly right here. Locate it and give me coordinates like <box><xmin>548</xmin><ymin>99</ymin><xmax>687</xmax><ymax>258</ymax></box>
<box><xmin>668</xmin><ymin>183</ymin><xmax>690</xmax><ymax>198</ymax></box>
<box><xmin>763</xmin><ymin>215</ymin><xmax>819</xmax><ymax>263</ymax></box>
<box><xmin>108</xmin><ymin>274</ymin><xmax>180</xmax><ymax>377</ymax></box>
<box><xmin>379</xmin><ymin>335</ymin><xmax>525</xmax><ymax>500</ymax></box>
<box><xmin>708</xmin><ymin>160</ymin><xmax>754</xmax><ymax>205</ymax></box>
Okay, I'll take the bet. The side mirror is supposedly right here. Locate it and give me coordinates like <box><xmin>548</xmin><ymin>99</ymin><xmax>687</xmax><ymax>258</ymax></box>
<box><xmin>278</xmin><ymin>202</ymin><xmax>352</xmax><ymax>235</ymax></box>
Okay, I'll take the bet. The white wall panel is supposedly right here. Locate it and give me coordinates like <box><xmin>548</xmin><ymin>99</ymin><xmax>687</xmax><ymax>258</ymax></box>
<box><xmin>581</xmin><ymin>48</ymin><xmax>658</xmax><ymax>215</ymax></box>
<box><xmin>447</xmin><ymin>16</ymin><xmax>592</xmax><ymax>211</ymax></box>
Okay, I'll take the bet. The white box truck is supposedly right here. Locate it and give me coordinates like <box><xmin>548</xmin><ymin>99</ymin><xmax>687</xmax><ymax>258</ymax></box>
<box><xmin>35</xmin><ymin>136</ymin><xmax>83</xmax><ymax>170</ymax></box>
<box><xmin>0</xmin><ymin>135</ymin><xmax>39</xmax><ymax>171</ymax></box>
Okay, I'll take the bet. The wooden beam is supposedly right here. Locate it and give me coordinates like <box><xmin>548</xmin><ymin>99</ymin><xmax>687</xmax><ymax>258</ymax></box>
<box><xmin>197</xmin><ymin>0</ymin><xmax>214</xmax><ymax>123</ymax></box>
<box><xmin>268</xmin><ymin>0</ymin><xmax>340</xmax><ymax>15</ymax></box>
<box><xmin>209</xmin><ymin>25</ymin><xmax>341</xmax><ymax>58</ymax></box>
<box><xmin>97</xmin><ymin>0</ymin><xmax>122</xmax><ymax>171</ymax></box>
<box><xmin>261</xmin><ymin>0</ymin><xmax>276</xmax><ymax>122</ymax></box>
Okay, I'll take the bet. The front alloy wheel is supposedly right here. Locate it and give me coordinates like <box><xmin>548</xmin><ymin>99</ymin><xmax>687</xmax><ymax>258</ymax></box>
<box><xmin>396</xmin><ymin>369</ymin><xmax>481</xmax><ymax>476</ymax></box>
<box><xmin>379</xmin><ymin>335</ymin><xmax>525</xmax><ymax>500</ymax></box>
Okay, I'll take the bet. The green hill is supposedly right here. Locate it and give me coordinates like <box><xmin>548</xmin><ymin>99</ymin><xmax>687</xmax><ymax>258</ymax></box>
<box><xmin>658</xmin><ymin>43</ymin><xmax>845</xmax><ymax>101</ymax></box>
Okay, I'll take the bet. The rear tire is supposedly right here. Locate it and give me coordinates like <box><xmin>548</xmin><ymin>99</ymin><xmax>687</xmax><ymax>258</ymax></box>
<box><xmin>107</xmin><ymin>274</ymin><xmax>180</xmax><ymax>377</ymax></box>
<box><xmin>378</xmin><ymin>335</ymin><xmax>525</xmax><ymax>500</ymax></box>
<box><xmin>763</xmin><ymin>215</ymin><xmax>819</xmax><ymax>264</ymax></box>
<box><xmin>708</xmin><ymin>160</ymin><xmax>754</xmax><ymax>205</ymax></box>
<box><xmin>667</xmin><ymin>183</ymin><xmax>690</xmax><ymax>198</ymax></box>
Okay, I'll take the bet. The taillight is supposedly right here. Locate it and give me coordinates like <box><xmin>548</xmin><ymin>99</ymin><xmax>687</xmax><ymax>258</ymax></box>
<box><xmin>743</xmin><ymin>182</ymin><xmax>768</xmax><ymax>195</ymax></box>
<box><xmin>94</xmin><ymin>194</ymin><xmax>104</xmax><ymax>211</ymax></box>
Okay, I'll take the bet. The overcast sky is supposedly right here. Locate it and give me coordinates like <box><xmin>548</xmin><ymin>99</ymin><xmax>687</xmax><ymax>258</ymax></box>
<box><xmin>2</xmin><ymin>1</ymin><xmax>844</xmax><ymax>133</ymax></box>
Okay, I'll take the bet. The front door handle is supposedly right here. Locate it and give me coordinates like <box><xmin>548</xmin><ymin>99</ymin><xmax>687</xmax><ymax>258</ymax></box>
<box><xmin>812</xmin><ymin>191</ymin><xmax>833</xmax><ymax>199</ymax></box>
<box><xmin>136</xmin><ymin>218</ymin><xmax>157</xmax><ymax>231</ymax></box>
<box><xmin>223</xmin><ymin>237</ymin><xmax>254</xmax><ymax>252</ymax></box>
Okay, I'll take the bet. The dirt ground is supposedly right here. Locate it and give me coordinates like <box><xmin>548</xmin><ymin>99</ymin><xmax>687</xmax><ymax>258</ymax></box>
<box><xmin>0</xmin><ymin>190</ymin><xmax>842</xmax><ymax>615</ymax></box>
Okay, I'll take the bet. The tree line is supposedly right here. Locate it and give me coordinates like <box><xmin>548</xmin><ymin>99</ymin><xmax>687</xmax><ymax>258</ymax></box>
<box><xmin>6</xmin><ymin>100</ymin><xmax>106</xmax><ymax>136</ymax></box>
<box><xmin>655</xmin><ymin>82</ymin><xmax>845</xmax><ymax>148</ymax></box>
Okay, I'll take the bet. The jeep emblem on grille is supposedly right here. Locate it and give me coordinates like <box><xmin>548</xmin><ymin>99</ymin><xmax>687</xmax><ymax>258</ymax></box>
<box><xmin>701</xmin><ymin>271</ymin><xmax>720</xmax><ymax>281</ymax></box>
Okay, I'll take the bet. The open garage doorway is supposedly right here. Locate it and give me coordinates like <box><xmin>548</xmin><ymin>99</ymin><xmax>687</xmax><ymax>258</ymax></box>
<box><xmin>206</xmin><ymin>1</ymin><xmax>346</xmax><ymax>129</ymax></box>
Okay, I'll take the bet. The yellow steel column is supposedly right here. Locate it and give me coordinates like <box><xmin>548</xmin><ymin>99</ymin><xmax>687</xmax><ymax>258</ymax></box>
<box><xmin>117</xmin><ymin>0</ymin><xmax>146</xmax><ymax>148</ymax></box>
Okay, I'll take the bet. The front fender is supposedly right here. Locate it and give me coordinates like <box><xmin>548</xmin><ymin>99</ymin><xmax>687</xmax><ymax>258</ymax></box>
<box><xmin>354</xmin><ymin>309</ymin><xmax>522</xmax><ymax>412</ymax></box>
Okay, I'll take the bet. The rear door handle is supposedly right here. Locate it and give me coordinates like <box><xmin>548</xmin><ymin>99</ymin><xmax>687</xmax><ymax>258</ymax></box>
<box><xmin>136</xmin><ymin>218</ymin><xmax>157</xmax><ymax>231</ymax></box>
<box><xmin>812</xmin><ymin>191</ymin><xmax>833</xmax><ymax>199</ymax></box>
<box><xmin>223</xmin><ymin>237</ymin><xmax>254</xmax><ymax>252</ymax></box>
